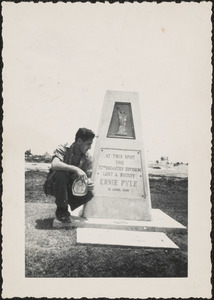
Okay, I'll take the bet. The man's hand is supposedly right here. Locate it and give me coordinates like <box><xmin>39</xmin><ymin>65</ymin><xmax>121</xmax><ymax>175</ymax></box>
<box><xmin>76</xmin><ymin>168</ymin><xmax>94</xmax><ymax>191</ymax></box>
<box><xmin>87</xmin><ymin>178</ymin><xmax>94</xmax><ymax>191</ymax></box>
<box><xmin>75</xmin><ymin>167</ymin><xmax>87</xmax><ymax>180</ymax></box>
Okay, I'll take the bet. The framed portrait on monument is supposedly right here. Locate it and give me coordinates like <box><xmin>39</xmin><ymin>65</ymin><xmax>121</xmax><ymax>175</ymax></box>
<box><xmin>107</xmin><ymin>102</ymin><xmax>135</xmax><ymax>139</ymax></box>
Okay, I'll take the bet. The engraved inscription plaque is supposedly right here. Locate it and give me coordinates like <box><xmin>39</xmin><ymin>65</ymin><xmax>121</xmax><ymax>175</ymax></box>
<box><xmin>94</xmin><ymin>148</ymin><xmax>145</xmax><ymax>198</ymax></box>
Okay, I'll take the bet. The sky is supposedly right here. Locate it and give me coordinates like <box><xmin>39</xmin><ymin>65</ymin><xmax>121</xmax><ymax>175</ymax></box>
<box><xmin>3</xmin><ymin>2</ymin><xmax>212</xmax><ymax>163</ymax></box>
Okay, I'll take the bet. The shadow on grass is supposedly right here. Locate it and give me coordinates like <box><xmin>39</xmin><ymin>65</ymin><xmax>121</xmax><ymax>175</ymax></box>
<box><xmin>35</xmin><ymin>218</ymin><xmax>54</xmax><ymax>229</ymax></box>
<box><xmin>35</xmin><ymin>218</ymin><xmax>72</xmax><ymax>231</ymax></box>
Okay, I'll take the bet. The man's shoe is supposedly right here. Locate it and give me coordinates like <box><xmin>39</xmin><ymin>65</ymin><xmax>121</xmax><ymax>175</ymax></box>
<box><xmin>56</xmin><ymin>207</ymin><xmax>71</xmax><ymax>223</ymax></box>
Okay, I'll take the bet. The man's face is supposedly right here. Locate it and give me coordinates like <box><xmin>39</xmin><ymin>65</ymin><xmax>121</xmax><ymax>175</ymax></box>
<box><xmin>78</xmin><ymin>138</ymin><xmax>93</xmax><ymax>154</ymax></box>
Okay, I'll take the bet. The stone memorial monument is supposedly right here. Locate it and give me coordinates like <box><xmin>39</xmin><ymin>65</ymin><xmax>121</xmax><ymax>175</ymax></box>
<box><xmin>82</xmin><ymin>90</ymin><xmax>152</xmax><ymax>221</ymax></box>
<box><xmin>54</xmin><ymin>90</ymin><xmax>186</xmax><ymax>249</ymax></box>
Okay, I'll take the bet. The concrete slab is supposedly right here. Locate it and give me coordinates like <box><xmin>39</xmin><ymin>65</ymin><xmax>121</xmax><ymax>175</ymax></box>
<box><xmin>52</xmin><ymin>209</ymin><xmax>186</xmax><ymax>233</ymax></box>
<box><xmin>77</xmin><ymin>228</ymin><xmax>179</xmax><ymax>249</ymax></box>
<box><xmin>82</xmin><ymin>209</ymin><xmax>186</xmax><ymax>232</ymax></box>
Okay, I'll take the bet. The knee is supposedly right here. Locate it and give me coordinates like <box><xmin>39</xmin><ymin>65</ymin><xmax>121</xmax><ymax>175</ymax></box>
<box><xmin>54</xmin><ymin>171</ymin><xmax>69</xmax><ymax>183</ymax></box>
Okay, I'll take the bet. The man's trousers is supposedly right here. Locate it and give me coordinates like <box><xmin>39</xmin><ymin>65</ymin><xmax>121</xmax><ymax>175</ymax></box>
<box><xmin>52</xmin><ymin>171</ymin><xmax>93</xmax><ymax>211</ymax></box>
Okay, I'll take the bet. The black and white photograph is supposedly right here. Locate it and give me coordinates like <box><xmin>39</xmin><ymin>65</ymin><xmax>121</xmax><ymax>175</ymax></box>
<box><xmin>2</xmin><ymin>2</ymin><xmax>212</xmax><ymax>298</ymax></box>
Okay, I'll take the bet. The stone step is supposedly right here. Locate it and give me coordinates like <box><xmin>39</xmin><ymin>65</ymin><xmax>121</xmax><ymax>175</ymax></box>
<box><xmin>76</xmin><ymin>228</ymin><xmax>179</xmax><ymax>249</ymax></box>
<box><xmin>52</xmin><ymin>209</ymin><xmax>186</xmax><ymax>234</ymax></box>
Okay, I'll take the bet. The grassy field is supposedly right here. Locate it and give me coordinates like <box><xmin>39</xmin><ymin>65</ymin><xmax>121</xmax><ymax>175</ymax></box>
<box><xmin>25</xmin><ymin>169</ymin><xmax>188</xmax><ymax>277</ymax></box>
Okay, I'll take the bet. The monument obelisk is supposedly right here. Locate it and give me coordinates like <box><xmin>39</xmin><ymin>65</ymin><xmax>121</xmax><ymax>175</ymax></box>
<box><xmin>82</xmin><ymin>90</ymin><xmax>152</xmax><ymax>221</ymax></box>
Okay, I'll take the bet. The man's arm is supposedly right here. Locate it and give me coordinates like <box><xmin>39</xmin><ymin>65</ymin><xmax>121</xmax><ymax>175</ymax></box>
<box><xmin>51</xmin><ymin>157</ymin><xmax>87</xmax><ymax>178</ymax></box>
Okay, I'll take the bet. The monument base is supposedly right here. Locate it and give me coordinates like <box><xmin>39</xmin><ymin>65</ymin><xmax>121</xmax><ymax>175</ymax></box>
<box><xmin>52</xmin><ymin>209</ymin><xmax>186</xmax><ymax>233</ymax></box>
<box><xmin>52</xmin><ymin>209</ymin><xmax>186</xmax><ymax>248</ymax></box>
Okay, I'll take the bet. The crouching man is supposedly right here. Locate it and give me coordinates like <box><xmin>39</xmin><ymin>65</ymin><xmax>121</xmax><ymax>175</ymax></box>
<box><xmin>45</xmin><ymin>128</ymin><xmax>95</xmax><ymax>223</ymax></box>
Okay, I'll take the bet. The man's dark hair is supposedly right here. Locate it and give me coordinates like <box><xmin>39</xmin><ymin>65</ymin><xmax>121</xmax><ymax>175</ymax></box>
<box><xmin>75</xmin><ymin>128</ymin><xmax>95</xmax><ymax>142</ymax></box>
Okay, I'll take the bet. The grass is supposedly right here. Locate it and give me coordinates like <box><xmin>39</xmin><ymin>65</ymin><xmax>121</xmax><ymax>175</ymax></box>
<box><xmin>25</xmin><ymin>170</ymin><xmax>188</xmax><ymax>277</ymax></box>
